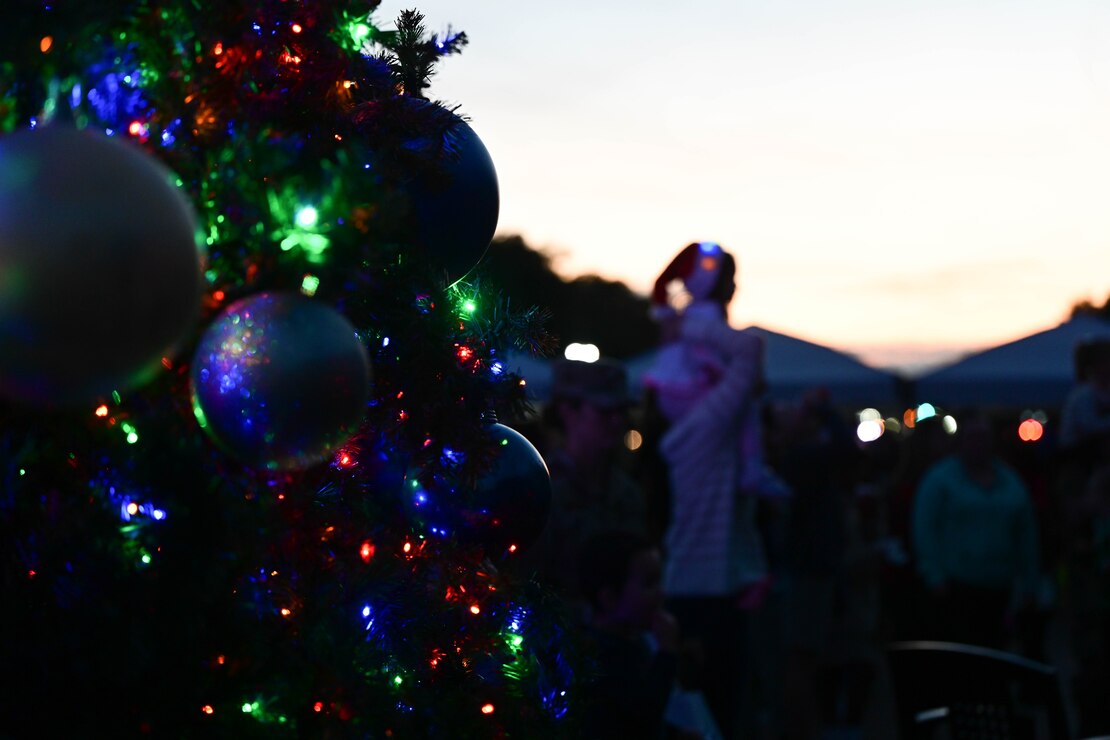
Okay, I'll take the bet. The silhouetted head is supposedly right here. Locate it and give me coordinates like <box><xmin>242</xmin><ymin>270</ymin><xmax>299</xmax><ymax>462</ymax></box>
<box><xmin>707</xmin><ymin>250</ymin><xmax>737</xmax><ymax>306</ymax></box>
<box><xmin>957</xmin><ymin>412</ymin><xmax>996</xmax><ymax>469</ymax></box>
<box><xmin>1085</xmin><ymin>339</ymin><xmax>1110</xmax><ymax>389</ymax></box>
<box><xmin>546</xmin><ymin>358</ymin><xmax>631</xmax><ymax>457</ymax></box>
<box><xmin>651</xmin><ymin>241</ymin><xmax>738</xmax><ymax>313</ymax></box>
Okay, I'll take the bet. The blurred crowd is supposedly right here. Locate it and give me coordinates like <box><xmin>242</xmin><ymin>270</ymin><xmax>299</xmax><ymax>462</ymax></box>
<box><xmin>509</xmin><ymin>242</ymin><xmax>1110</xmax><ymax>740</ymax></box>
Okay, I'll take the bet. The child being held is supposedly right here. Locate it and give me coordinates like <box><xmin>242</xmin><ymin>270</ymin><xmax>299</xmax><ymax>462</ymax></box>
<box><xmin>643</xmin><ymin>241</ymin><xmax>787</xmax><ymax>500</ymax></box>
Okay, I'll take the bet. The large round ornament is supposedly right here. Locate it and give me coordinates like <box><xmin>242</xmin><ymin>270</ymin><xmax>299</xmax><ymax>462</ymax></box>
<box><xmin>190</xmin><ymin>292</ymin><xmax>371</xmax><ymax>471</ymax></box>
<box><xmin>0</xmin><ymin>125</ymin><xmax>203</xmax><ymax>406</ymax></box>
<box><xmin>408</xmin><ymin>422</ymin><xmax>551</xmax><ymax>555</ymax></box>
<box><xmin>405</xmin><ymin>100</ymin><xmax>499</xmax><ymax>284</ymax></box>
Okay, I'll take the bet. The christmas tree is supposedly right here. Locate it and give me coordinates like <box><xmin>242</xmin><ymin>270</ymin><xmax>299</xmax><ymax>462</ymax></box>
<box><xmin>0</xmin><ymin>1</ymin><xmax>578</xmax><ymax>736</ymax></box>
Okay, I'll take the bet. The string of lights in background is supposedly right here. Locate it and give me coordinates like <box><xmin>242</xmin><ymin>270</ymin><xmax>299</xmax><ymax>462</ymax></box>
<box><xmin>855</xmin><ymin>403</ymin><xmax>1049</xmax><ymax>444</ymax></box>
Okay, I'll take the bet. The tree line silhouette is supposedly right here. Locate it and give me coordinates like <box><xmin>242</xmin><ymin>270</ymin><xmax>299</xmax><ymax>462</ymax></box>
<box><xmin>476</xmin><ymin>235</ymin><xmax>660</xmax><ymax>359</ymax></box>
<box><xmin>1071</xmin><ymin>294</ymin><xmax>1110</xmax><ymax>321</ymax></box>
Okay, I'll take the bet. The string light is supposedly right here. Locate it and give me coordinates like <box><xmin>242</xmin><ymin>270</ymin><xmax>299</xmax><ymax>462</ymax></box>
<box><xmin>481</xmin><ymin>704</ymin><xmax>495</xmax><ymax>715</ymax></box>
<box><xmin>39</xmin><ymin>36</ymin><xmax>52</xmax><ymax>53</ymax></box>
<box><xmin>294</xmin><ymin>205</ymin><xmax>318</xmax><ymax>228</ymax></box>
<box><xmin>202</xmin><ymin>705</ymin><xmax>214</xmax><ymax>715</ymax></box>
<box><xmin>349</xmin><ymin>22</ymin><xmax>372</xmax><ymax>46</ymax></box>
<box><xmin>314</xmin><ymin>702</ymin><xmax>324</xmax><ymax>713</ymax></box>
<box><xmin>121</xmin><ymin>421</ymin><xmax>139</xmax><ymax>444</ymax></box>
<box><xmin>95</xmin><ymin>404</ymin><xmax>109</xmax><ymax>417</ymax></box>
<box><xmin>300</xmin><ymin>273</ymin><xmax>320</xmax><ymax>296</ymax></box>
<box><xmin>360</xmin><ymin>540</ymin><xmax>375</xmax><ymax>562</ymax></box>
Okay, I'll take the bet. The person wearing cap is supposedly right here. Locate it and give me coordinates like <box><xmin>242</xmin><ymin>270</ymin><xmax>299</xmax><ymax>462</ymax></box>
<box><xmin>519</xmin><ymin>357</ymin><xmax>651</xmax><ymax>617</ymax></box>
<box><xmin>641</xmin><ymin>241</ymin><xmax>786</xmax><ymax>738</ymax></box>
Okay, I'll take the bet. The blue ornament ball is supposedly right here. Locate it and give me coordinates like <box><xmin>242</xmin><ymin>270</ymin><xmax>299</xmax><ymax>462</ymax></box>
<box><xmin>408</xmin><ymin>422</ymin><xmax>551</xmax><ymax>556</ymax></box>
<box><xmin>190</xmin><ymin>292</ymin><xmax>371</xmax><ymax>471</ymax></box>
<box><xmin>406</xmin><ymin>100</ymin><xmax>499</xmax><ymax>283</ymax></box>
<box><xmin>0</xmin><ymin>125</ymin><xmax>203</xmax><ymax>406</ymax></box>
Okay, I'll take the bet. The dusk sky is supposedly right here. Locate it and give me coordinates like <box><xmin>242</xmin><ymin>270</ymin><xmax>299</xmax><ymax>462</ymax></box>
<box><xmin>379</xmin><ymin>0</ymin><xmax>1110</xmax><ymax>371</ymax></box>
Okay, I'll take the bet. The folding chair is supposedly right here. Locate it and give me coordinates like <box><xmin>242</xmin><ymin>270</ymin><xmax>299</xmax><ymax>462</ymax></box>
<box><xmin>886</xmin><ymin>640</ymin><xmax>1072</xmax><ymax>740</ymax></box>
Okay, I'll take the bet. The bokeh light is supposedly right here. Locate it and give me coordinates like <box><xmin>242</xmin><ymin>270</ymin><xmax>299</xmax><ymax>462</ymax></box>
<box><xmin>856</xmin><ymin>419</ymin><xmax>884</xmax><ymax>443</ymax></box>
<box><xmin>563</xmin><ymin>343</ymin><xmax>600</xmax><ymax>363</ymax></box>
<box><xmin>1019</xmin><ymin>418</ymin><xmax>1044</xmax><ymax>442</ymax></box>
<box><xmin>623</xmin><ymin>429</ymin><xmax>643</xmax><ymax>451</ymax></box>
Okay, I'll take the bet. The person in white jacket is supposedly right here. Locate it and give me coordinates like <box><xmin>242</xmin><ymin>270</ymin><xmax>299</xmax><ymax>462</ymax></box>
<box><xmin>642</xmin><ymin>241</ymin><xmax>786</xmax><ymax>738</ymax></box>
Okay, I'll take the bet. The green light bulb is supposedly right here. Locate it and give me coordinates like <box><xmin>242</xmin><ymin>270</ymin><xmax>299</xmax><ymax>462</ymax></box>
<box><xmin>295</xmin><ymin>205</ymin><xmax>319</xmax><ymax>228</ymax></box>
<box><xmin>351</xmin><ymin>22</ymin><xmax>372</xmax><ymax>44</ymax></box>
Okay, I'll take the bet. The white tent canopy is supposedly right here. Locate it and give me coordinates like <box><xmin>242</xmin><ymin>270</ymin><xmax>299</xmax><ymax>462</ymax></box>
<box><xmin>505</xmin><ymin>325</ymin><xmax>904</xmax><ymax>408</ymax></box>
<box><xmin>913</xmin><ymin>315</ymin><xmax>1110</xmax><ymax>409</ymax></box>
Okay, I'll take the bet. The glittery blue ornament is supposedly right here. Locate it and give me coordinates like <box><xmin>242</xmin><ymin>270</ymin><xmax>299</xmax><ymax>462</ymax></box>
<box><xmin>190</xmin><ymin>292</ymin><xmax>371</xmax><ymax>471</ymax></box>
